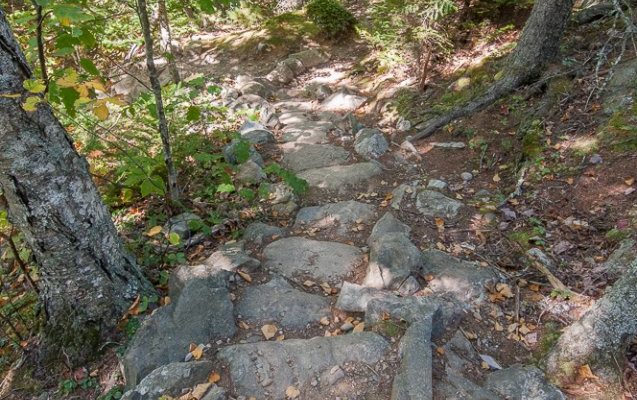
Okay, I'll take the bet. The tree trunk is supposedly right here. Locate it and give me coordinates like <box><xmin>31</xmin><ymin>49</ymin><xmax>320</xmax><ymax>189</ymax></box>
<box><xmin>0</xmin><ymin>10</ymin><xmax>153</xmax><ymax>366</ymax></box>
<box><xmin>410</xmin><ymin>0</ymin><xmax>575</xmax><ymax>141</ymax></box>
<box><xmin>137</xmin><ymin>0</ymin><xmax>180</xmax><ymax>202</ymax></box>
<box><xmin>158</xmin><ymin>0</ymin><xmax>181</xmax><ymax>83</ymax></box>
<box><xmin>545</xmin><ymin>256</ymin><xmax>637</xmax><ymax>390</ymax></box>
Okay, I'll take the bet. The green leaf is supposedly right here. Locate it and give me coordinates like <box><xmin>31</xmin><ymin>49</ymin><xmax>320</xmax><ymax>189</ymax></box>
<box><xmin>140</xmin><ymin>176</ymin><xmax>165</xmax><ymax>197</ymax></box>
<box><xmin>186</xmin><ymin>105</ymin><xmax>201</xmax><ymax>122</ymax></box>
<box><xmin>217</xmin><ymin>183</ymin><xmax>235</xmax><ymax>193</ymax></box>
<box><xmin>168</xmin><ymin>232</ymin><xmax>181</xmax><ymax>245</ymax></box>
<box><xmin>34</xmin><ymin>0</ymin><xmax>51</xmax><ymax>6</ymax></box>
<box><xmin>23</xmin><ymin>96</ymin><xmax>42</xmax><ymax>112</ymax></box>
<box><xmin>80</xmin><ymin>58</ymin><xmax>100</xmax><ymax>76</ymax></box>
<box><xmin>233</xmin><ymin>140</ymin><xmax>251</xmax><ymax>164</ymax></box>
<box><xmin>59</xmin><ymin>87</ymin><xmax>79</xmax><ymax>116</ymax></box>
<box><xmin>51</xmin><ymin>4</ymin><xmax>94</xmax><ymax>25</ymax></box>
<box><xmin>239</xmin><ymin>188</ymin><xmax>255</xmax><ymax>201</ymax></box>
<box><xmin>197</xmin><ymin>0</ymin><xmax>215</xmax><ymax>13</ymax></box>
<box><xmin>23</xmin><ymin>79</ymin><xmax>46</xmax><ymax>94</ymax></box>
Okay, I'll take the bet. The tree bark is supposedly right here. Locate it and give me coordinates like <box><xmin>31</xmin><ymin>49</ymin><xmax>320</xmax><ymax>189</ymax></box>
<box><xmin>0</xmin><ymin>10</ymin><xmax>153</xmax><ymax>366</ymax></box>
<box><xmin>158</xmin><ymin>0</ymin><xmax>181</xmax><ymax>83</ymax></box>
<box><xmin>137</xmin><ymin>0</ymin><xmax>180</xmax><ymax>203</ymax></box>
<box><xmin>410</xmin><ymin>0</ymin><xmax>575</xmax><ymax>141</ymax></box>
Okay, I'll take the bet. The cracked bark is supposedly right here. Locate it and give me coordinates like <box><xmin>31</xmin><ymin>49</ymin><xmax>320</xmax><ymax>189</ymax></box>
<box><xmin>0</xmin><ymin>9</ymin><xmax>153</xmax><ymax>366</ymax></box>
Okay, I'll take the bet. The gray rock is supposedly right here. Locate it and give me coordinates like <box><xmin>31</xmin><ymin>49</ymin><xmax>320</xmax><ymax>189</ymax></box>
<box><xmin>314</xmin><ymin>84</ymin><xmax>332</xmax><ymax>101</ymax></box>
<box><xmin>396</xmin><ymin>117</ymin><xmax>411</xmax><ymax>132</ymax></box>
<box><xmin>603</xmin><ymin>239</ymin><xmax>636</xmax><ymax>277</ymax></box>
<box><xmin>121</xmin><ymin>361</ymin><xmax>213</xmax><ymax>400</ymax></box>
<box><xmin>294</xmin><ymin>200</ymin><xmax>375</xmax><ymax>236</ymax></box>
<box><xmin>461</xmin><ymin>172</ymin><xmax>473</xmax><ymax>182</ymax></box>
<box><xmin>241</xmin><ymin>129</ymin><xmax>275</xmax><ymax>145</ymax></box>
<box><xmin>589</xmin><ymin>153</ymin><xmax>603</xmax><ymax>164</ymax></box>
<box><xmin>263</xmin><ymin>237</ymin><xmax>364</xmax><ymax>284</ymax></box>
<box><xmin>391</xmin><ymin>184</ymin><xmax>415</xmax><ymax>210</ymax></box>
<box><xmin>278</xmin><ymin>111</ymin><xmax>308</xmax><ymax>125</ymax></box>
<box><xmin>391</xmin><ymin>318</ymin><xmax>434</xmax><ymax>400</ymax></box>
<box><xmin>282</xmin><ymin>144</ymin><xmax>349</xmax><ymax>172</ymax></box>
<box><xmin>485</xmin><ymin>365</ymin><xmax>565</xmax><ymax>400</ymax></box>
<box><xmin>201</xmin><ymin>385</ymin><xmax>227</xmax><ymax>400</ymax></box>
<box><xmin>164</xmin><ymin>212</ymin><xmax>203</xmax><ymax>240</ymax></box>
<box><xmin>427</xmin><ymin>179</ymin><xmax>448</xmax><ymax>190</ymax></box>
<box><xmin>282</xmin><ymin>121</ymin><xmax>333</xmax><ymax>144</ymax></box>
<box><xmin>364</xmin><ymin>212</ymin><xmax>422</xmax><ymax>289</ymax></box>
<box><xmin>243</xmin><ymin>223</ymin><xmax>284</xmax><ymax>246</ymax></box>
<box><xmin>198</xmin><ymin>243</ymin><xmax>261</xmax><ymax>276</ymax></box>
<box><xmin>397</xmin><ymin>276</ymin><xmax>421</xmax><ymax>295</ymax></box>
<box><xmin>271</xmin><ymin>200</ymin><xmax>298</xmax><ymax>217</ymax></box>
<box><xmin>265</xmin><ymin>182</ymin><xmax>297</xmax><ymax>205</ymax></box>
<box><xmin>123</xmin><ymin>266</ymin><xmax>235</xmax><ymax>387</ymax></box>
<box><xmin>236</xmin><ymin>277</ymin><xmax>329</xmax><ymax>329</ymax></box>
<box><xmin>335</xmin><ymin>282</ymin><xmax>392</xmax><ymax>312</ymax></box>
<box><xmin>281</xmin><ymin>57</ymin><xmax>306</xmax><ymax>75</ymax></box>
<box><xmin>354</xmin><ymin>128</ymin><xmax>389</xmax><ymax>159</ymax></box>
<box><xmin>239</xmin><ymin>120</ymin><xmax>265</xmax><ymax>134</ymax></box>
<box><xmin>289</xmin><ymin>49</ymin><xmax>330</xmax><ymax>68</ymax></box>
<box><xmin>435</xmin><ymin>373</ymin><xmax>498</xmax><ymax>400</ymax></box>
<box><xmin>239</xmin><ymin>81</ymin><xmax>268</xmax><ymax>98</ymax></box>
<box><xmin>216</xmin><ymin>332</ymin><xmax>389</xmax><ymax>399</ymax></box>
<box><xmin>298</xmin><ymin>162</ymin><xmax>382</xmax><ymax>192</ymax></box>
<box><xmin>602</xmin><ymin>60</ymin><xmax>637</xmax><ymax>115</ymax></box>
<box><xmin>236</xmin><ymin>160</ymin><xmax>266</xmax><ymax>184</ymax></box>
<box><xmin>431</xmin><ymin>142</ymin><xmax>466</xmax><ymax>149</ymax></box>
<box><xmin>321</xmin><ymin>91</ymin><xmax>367</xmax><ymax>112</ymax></box>
<box><xmin>421</xmin><ymin>250</ymin><xmax>498</xmax><ymax>303</ymax></box>
<box><xmin>416</xmin><ymin>190</ymin><xmax>464</xmax><ymax>218</ymax></box>
<box><xmin>266</xmin><ymin>62</ymin><xmax>295</xmax><ymax>84</ymax></box>
<box><xmin>223</xmin><ymin>140</ymin><xmax>264</xmax><ymax>166</ymax></box>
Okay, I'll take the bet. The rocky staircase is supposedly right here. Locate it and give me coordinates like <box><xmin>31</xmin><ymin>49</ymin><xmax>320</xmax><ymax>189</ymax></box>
<box><xmin>121</xmin><ymin>49</ymin><xmax>565</xmax><ymax>400</ymax></box>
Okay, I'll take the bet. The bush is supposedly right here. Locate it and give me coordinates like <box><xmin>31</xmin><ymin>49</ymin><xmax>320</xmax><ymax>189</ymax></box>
<box><xmin>305</xmin><ymin>0</ymin><xmax>356</xmax><ymax>38</ymax></box>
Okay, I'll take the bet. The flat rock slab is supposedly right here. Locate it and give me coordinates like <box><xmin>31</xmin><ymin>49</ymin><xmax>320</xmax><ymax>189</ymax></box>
<box><xmin>263</xmin><ymin>237</ymin><xmax>364</xmax><ymax>283</ymax></box>
<box><xmin>282</xmin><ymin>144</ymin><xmax>350</xmax><ymax>172</ymax></box>
<box><xmin>122</xmin><ymin>361</ymin><xmax>212</xmax><ymax>400</ymax></box>
<box><xmin>421</xmin><ymin>250</ymin><xmax>498</xmax><ymax>304</ymax></box>
<box><xmin>416</xmin><ymin>190</ymin><xmax>464</xmax><ymax>218</ymax></box>
<box><xmin>236</xmin><ymin>277</ymin><xmax>330</xmax><ymax>329</ymax></box>
<box><xmin>294</xmin><ymin>200</ymin><xmax>376</xmax><ymax>236</ymax></box>
<box><xmin>321</xmin><ymin>91</ymin><xmax>367</xmax><ymax>112</ymax></box>
<box><xmin>485</xmin><ymin>365</ymin><xmax>566</xmax><ymax>400</ymax></box>
<box><xmin>298</xmin><ymin>162</ymin><xmax>382</xmax><ymax>192</ymax></box>
<box><xmin>243</xmin><ymin>222</ymin><xmax>285</xmax><ymax>247</ymax></box>
<box><xmin>282</xmin><ymin>121</ymin><xmax>333</xmax><ymax>144</ymax></box>
<box><xmin>335</xmin><ymin>282</ymin><xmax>391</xmax><ymax>313</ymax></box>
<box><xmin>391</xmin><ymin>318</ymin><xmax>434</xmax><ymax>400</ymax></box>
<box><xmin>216</xmin><ymin>332</ymin><xmax>389</xmax><ymax>399</ymax></box>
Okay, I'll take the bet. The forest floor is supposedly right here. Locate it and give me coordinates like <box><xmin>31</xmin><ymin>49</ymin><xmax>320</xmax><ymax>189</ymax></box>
<box><xmin>4</xmin><ymin>3</ymin><xmax>637</xmax><ymax>400</ymax></box>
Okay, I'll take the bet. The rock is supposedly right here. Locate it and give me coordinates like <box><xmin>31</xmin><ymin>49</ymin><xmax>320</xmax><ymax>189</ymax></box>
<box><xmin>289</xmin><ymin>49</ymin><xmax>330</xmax><ymax>68</ymax></box>
<box><xmin>239</xmin><ymin>81</ymin><xmax>268</xmax><ymax>98</ymax></box>
<box><xmin>267</xmin><ymin>62</ymin><xmax>295</xmax><ymax>84</ymax></box>
<box><xmin>589</xmin><ymin>153</ymin><xmax>603</xmax><ymax>164</ymax></box>
<box><xmin>201</xmin><ymin>385</ymin><xmax>227</xmax><ymax>400</ymax></box>
<box><xmin>243</xmin><ymin>223</ymin><xmax>284</xmax><ymax>246</ymax></box>
<box><xmin>431</xmin><ymin>142</ymin><xmax>466</xmax><ymax>149</ymax></box>
<box><xmin>281</xmin><ymin>57</ymin><xmax>306</xmax><ymax>75</ymax></box>
<box><xmin>271</xmin><ymin>201</ymin><xmax>298</xmax><ymax>217</ymax></box>
<box><xmin>364</xmin><ymin>213</ymin><xmax>423</xmax><ymax>289</ymax></box>
<box><xmin>575</xmin><ymin>3</ymin><xmax>614</xmax><ymax>25</ymax></box>
<box><xmin>416</xmin><ymin>190</ymin><xmax>464</xmax><ymax>218</ymax></box>
<box><xmin>461</xmin><ymin>172</ymin><xmax>473</xmax><ymax>182</ymax></box>
<box><xmin>421</xmin><ymin>250</ymin><xmax>498</xmax><ymax>303</ymax></box>
<box><xmin>354</xmin><ymin>128</ymin><xmax>389</xmax><ymax>159</ymax></box>
<box><xmin>164</xmin><ymin>212</ymin><xmax>203</xmax><ymax>240</ymax></box>
<box><xmin>216</xmin><ymin>332</ymin><xmax>389</xmax><ymax>399</ymax></box>
<box><xmin>123</xmin><ymin>267</ymin><xmax>235</xmax><ymax>387</ymax></box>
<box><xmin>282</xmin><ymin>121</ymin><xmax>333</xmax><ymax>144</ymax></box>
<box><xmin>396</xmin><ymin>117</ymin><xmax>411</xmax><ymax>132</ymax></box>
<box><xmin>236</xmin><ymin>277</ymin><xmax>330</xmax><ymax>329</ymax></box>
<box><xmin>263</xmin><ymin>237</ymin><xmax>364</xmax><ymax>284</ymax></box>
<box><xmin>427</xmin><ymin>179</ymin><xmax>448</xmax><ymax>190</ymax></box>
<box><xmin>321</xmin><ymin>91</ymin><xmax>367</xmax><ymax>112</ymax></box>
<box><xmin>391</xmin><ymin>318</ymin><xmax>434</xmax><ymax>400</ymax></box>
<box><xmin>340</xmin><ymin>322</ymin><xmax>354</xmax><ymax>332</ymax></box>
<box><xmin>485</xmin><ymin>365</ymin><xmax>565</xmax><ymax>400</ymax></box>
<box><xmin>236</xmin><ymin>160</ymin><xmax>266</xmax><ymax>184</ymax></box>
<box><xmin>314</xmin><ymin>84</ymin><xmax>332</xmax><ymax>101</ymax></box>
<box><xmin>121</xmin><ymin>361</ymin><xmax>213</xmax><ymax>400</ymax></box>
<box><xmin>265</xmin><ymin>182</ymin><xmax>297</xmax><ymax>205</ymax></box>
<box><xmin>390</xmin><ymin>184</ymin><xmax>415</xmax><ymax>210</ymax></box>
<box><xmin>294</xmin><ymin>200</ymin><xmax>375</xmax><ymax>236</ymax></box>
<box><xmin>397</xmin><ymin>276</ymin><xmax>421</xmax><ymax>296</ymax></box>
<box><xmin>603</xmin><ymin>239</ymin><xmax>636</xmax><ymax>277</ymax></box>
<box><xmin>282</xmin><ymin>144</ymin><xmax>349</xmax><ymax>172</ymax></box>
<box><xmin>298</xmin><ymin>162</ymin><xmax>382</xmax><ymax>192</ymax></box>
<box><xmin>239</xmin><ymin>120</ymin><xmax>265</xmax><ymax>134</ymax></box>
<box><xmin>451</xmin><ymin>77</ymin><xmax>471</xmax><ymax>92</ymax></box>
<box><xmin>223</xmin><ymin>140</ymin><xmax>264</xmax><ymax>167</ymax></box>
<box><xmin>335</xmin><ymin>282</ymin><xmax>392</xmax><ymax>312</ymax></box>
<box><xmin>601</xmin><ymin>60</ymin><xmax>637</xmax><ymax>114</ymax></box>
<box><xmin>241</xmin><ymin>129</ymin><xmax>276</xmax><ymax>145</ymax></box>
<box><xmin>197</xmin><ymin>242</ymin><xmax>261</xmax><ymax>277</ymax></box>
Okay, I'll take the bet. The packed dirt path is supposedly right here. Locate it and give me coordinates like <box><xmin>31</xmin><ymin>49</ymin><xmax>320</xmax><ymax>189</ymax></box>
<box><xmin>119</xmin><ymin>47</ymin><xmax>571</xmax><ymax>400</ymax></box>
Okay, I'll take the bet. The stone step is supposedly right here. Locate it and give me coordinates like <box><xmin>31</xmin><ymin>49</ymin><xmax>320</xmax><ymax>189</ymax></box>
<box><xmin>298</xmin><ymin>162</ymin><xmax>383</xmax><ymax>192</ymax></box>
<box><xmin>281</xmin><ymin>143</ymin><xmax>350</xmax><ymax>173</ymax></box>
<box><xmin>294</xmin><ymin>200</ymin><xmax>376</xmax><ymax>237</ymax></box>
<box><xmin>216</xmin><ymin>332</ymin><xmax>390</xmax><ymax>399</ymax></box>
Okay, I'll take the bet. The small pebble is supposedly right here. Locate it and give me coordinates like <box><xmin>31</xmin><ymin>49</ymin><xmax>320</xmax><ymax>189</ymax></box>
<box><xmin>340</xmin><ymin>322</ymin><xmax>354</xmax><ymax>332</ymax></box>
<box><xmin>461</xmin><ymin>172</ymin><xmax>473</xmax><ymax>181</ymax></box>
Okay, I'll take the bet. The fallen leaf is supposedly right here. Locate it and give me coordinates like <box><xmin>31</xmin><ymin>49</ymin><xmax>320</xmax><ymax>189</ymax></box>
<box><xmin>191</xmin><ymin>344</ymin><xmax>204</xmax><ymax>360</ymax></box>
<box><xmin>239</xmin><ymin>321</ymin><xmax>250</xmax><ymax>329</ymax></box>
<box><xmin>493</xmin><ymin>174</ymin><xmax>501</xmax><ymax>183</ymax></box>
<box><xmin>146</xmin><ymin>226</ymin><xmax>163</xmax><ymax>236</ymax></box>
<box><xmin>285</xmin><ymin>386</ymin><xmax>300</xmax><ymax>399</ymax></box>
<box><xmin>578</xmin><ymin>364</ymin><xmax>598</xmax><ymax>380</ymax></box>
<box><xmin>625</xmin><ymin>178</ymin><xmax>635</xmax><ymax>186</ymax></box>
<box><xmin>494</xmin><ymin>321</ymin><xmax>504</xmax><ymax>332</ymax></box>
<box><xmin>261</xmin><ymin>324</ymin><xmax>278</xmax><ymax>340</ymax></box>
<box><xmin>209</xmin><ymin>371</ymin><xmax>221</xmax><ymax>383</ymax></box>
<box><xmin>319</xmin><ymin>317</ymin><xmax>330</xmax><ymax>326</ymax></box>
<box><xmin>237</xmin><ymin>271</ymin><xmax>252</xmax><ymax>283</ymax></box>
<box><xmin>320</xmin><ymin>282</ymin><xmax>332</xmax><ymax>294</ymax></box>
<box><xmin>353</xmin><ymin>322</ymin><xmax>365</xmax><ymax>333</ymax></box>
<box><xmin>303</xmin><ymin>280</ymin><xmax>316</xmax><ymax>287</ymax></box>
<box><xmin>435</xmin><ymin>217</ymin><xmax>445</xmax><ymax>232</ymax></box>
<box><xmin>191</xmin><ymin>383</ymin><xmax>212</xmax><ymax>399</ymax></box>
<box><xmin>276</xmin><ymin>334</ymin><xmax>285</xmax><ymax>341</ymax></box>
<box><xmin>436</xmin><ymin>347</ymin><xmax>445</xmax><ymax>356</ymax></box>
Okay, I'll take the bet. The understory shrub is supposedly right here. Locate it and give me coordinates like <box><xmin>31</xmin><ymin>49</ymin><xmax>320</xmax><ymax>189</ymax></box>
<box><xmin>305</xmin><ymin>0</ymin><xmax>356</xmax><ymax>38</ymax></box>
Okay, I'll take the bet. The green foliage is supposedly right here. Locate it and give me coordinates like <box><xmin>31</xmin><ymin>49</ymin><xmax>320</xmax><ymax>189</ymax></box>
<box><xmin>98</xmin><ymin>387</ymin><xmax>123</xmax><ymax>400</ymax></box>
<box><xmin>264</xmin><ymin>163</ymin><xmax>309</xmax><ymax>195</ymax></box>
<box><xmin>306</xmin><ymin>0</ymin><xmax>356</xmax><ymax>38</ymax></box>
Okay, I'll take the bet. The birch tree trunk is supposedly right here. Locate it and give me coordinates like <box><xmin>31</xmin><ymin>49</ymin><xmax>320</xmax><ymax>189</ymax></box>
<box><xmin>0</xmin><ymin>9</ymin><xmax>153</xmax><ymax>366</ymax></box>
<box><xmin>410</xmin><ymin>0</ymin><xmax>575</xmax><ymax>141</ymax></box>
<box><xmin>137</xmin><ymin>0</ymin><xmax>180</xmax><ymax>202</ymax></box>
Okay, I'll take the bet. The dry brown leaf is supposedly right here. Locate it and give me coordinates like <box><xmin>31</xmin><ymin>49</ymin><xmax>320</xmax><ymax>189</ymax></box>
<box><xmin>493</xmin><ymin>174</ymin><xmax>501</xmax><ymax>183</ymax></box>
<box><xmin>239</xmin><ymin>321</ymin><xmax>250</xmax><ymax>329</ymax></box>
<box><xmin>320</xmin><ymin>282</ymin><xmax>332</xmax><ymax>294</ymax></box>
<box><xmin>435</xmin><ymin>217</ymin><xmax>445</xmax><ymax>231</ymax></box>
<box><xmin>494</xmin><ymin>321</ymin><xmax>504</xmax><ymax>332</ymax></box>
<box><xmin>285</xmin><ymin>386</ymin><xmax>300</xmax><ymax>399</ymax></box>
<box><xmin>209</xmin><ymin>371</ymin><xmax>221</xmax><ymax>383</ymax></box>
<box><xmin>463</xmin><ymin>330</ymin><xmax>477</xmax><ymax>340</ymax></box>
<box><xmin>146</xmin><ymin>226</ymin><xmax>163</xmax><ymax>237</ymax></box>
<box><xmin>320</xmin><ymin>317</ymin><xmax>330</xmax><ymax>326</ymax></box>
<box><xmin>276</xmin><ymin>334</ymin><xmax>285</xmax><ymax>341</ymax></box>
<box><xmin>261</xmin><ymin>324</ymin><xmax>278</xmax><ymax>340</ymax></box>
<box><xmin>303</xmin><ymin>280</ymin><xmax>316</xmax><ymax>287</ymax></box>
<box><xmin>191</xmin><ymin>344</ymin><xmax>204</xmax><ymax>360</ymax></box>
<box><xmin>237</xmin><ymin>271</ymin><xmax>252</xmax><ymax>283</ymax></box>
<box><xmin>578</xmin><ymin>364</ymin><xmax>598</xmax><ymax>380</ymax></box>
<box><xmin>353</xmin><ymin>322</ymin><xmax>365</xmax><ymax>333</ymax></box>
<box><xmin>626</xmin><ymin>178</ymin><xmax>635</xmax><ymax>186</ymax></box>
<box><xmin>436</xmin><ymin>347</ymin><xmax>445</xmax><ymax>356</ymax></box>
<box><xmin>191</xmin><ymin>383</ymin><xmax>212</xmax><ymax>399</ymax></box>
